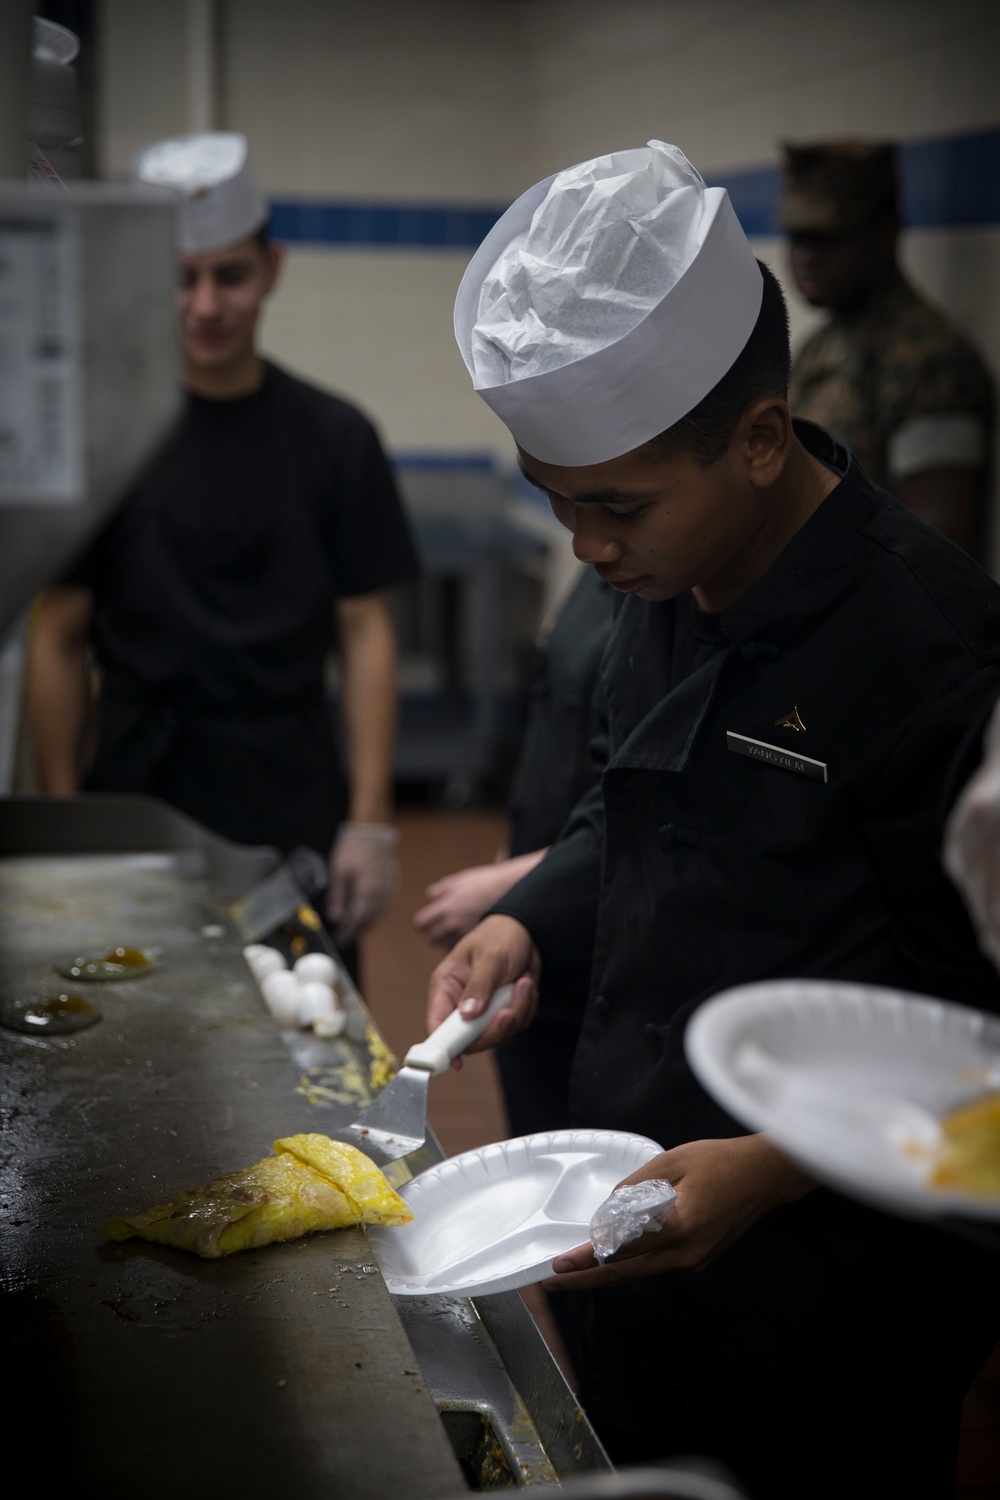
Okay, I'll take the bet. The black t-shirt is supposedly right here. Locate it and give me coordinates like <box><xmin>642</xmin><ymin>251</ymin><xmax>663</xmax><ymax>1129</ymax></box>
<box><xmin>63</xmin><ymin>360</ymin><xmax>420</xmax><ymax>715</ymax></box>
<box><xmin>60</xmin><ymin>362</ymin><xmax>420</xmax><ymax>853</ymax></box>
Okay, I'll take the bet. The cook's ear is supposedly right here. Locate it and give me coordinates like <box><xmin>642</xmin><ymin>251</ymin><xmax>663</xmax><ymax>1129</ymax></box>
<box><xmin>742</xmin><ymin>396</ymin><xmax>793</xmax><ymax>489</ymax></box>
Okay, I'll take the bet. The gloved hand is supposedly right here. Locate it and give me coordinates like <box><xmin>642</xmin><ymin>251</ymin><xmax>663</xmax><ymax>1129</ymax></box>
<box><xmin>944</xmin><ymin>700</ymin><xmax>1000</xmax><ymax>971</ymax></box>
<box><xmin>327</xmin><ymin>822</ymin><xmax>400</xmax><ymax>943</ymax></box>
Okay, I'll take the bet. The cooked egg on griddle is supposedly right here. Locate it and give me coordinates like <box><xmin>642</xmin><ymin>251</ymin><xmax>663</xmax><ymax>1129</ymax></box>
<box><xmin>100</xmin><ymin>1133</ymin><xmax>413</xmax><ymax>1258</ymax></box>
<box><xmin>1</xmin><ymin>992</ymin><xmax>101</xmax><ymax>1034</ymax></box>
<box><xmin>57</xmin><ymin>945</ymin><xmax>160</xmax><ymax>981</ymax></box>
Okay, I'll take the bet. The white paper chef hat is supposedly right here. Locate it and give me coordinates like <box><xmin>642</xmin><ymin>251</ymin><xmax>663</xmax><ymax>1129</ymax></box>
<box><xmin>455</xmin><ymin>141</ymin><xmax>763</xmax><ymax>466</ymax></box>
<box><xmin>131</xmin><ymin>132</ymin><xmax>268</xmax><ymax>254</ymax></box>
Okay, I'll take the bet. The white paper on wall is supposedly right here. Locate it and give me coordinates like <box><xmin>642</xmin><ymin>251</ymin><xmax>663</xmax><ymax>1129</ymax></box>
<box><xmin>0</xmin><ymin>210</ymin><xmax>83</xmax><ymax>505</ymax></box>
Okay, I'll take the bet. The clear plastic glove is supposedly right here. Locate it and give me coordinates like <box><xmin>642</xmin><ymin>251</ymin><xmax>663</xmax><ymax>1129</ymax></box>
<box><xmin>944</xmin><ymin>700</ymin><xmax>1000</xmax><ymax>971</ymax></box>
<box><xmin>327</xmin><ymin>822</ymin><xmax>399</xmax><ymax>943</ymax></box>
<box><xmin>545</xmin><ymin>1138</ymin><xmax>814</xmax><ymax>1289</ymax></box>
<box><xmin>589</xmin><ymin>1179</ymin><xmax>677</xmax><ymax>1262</ymax></box>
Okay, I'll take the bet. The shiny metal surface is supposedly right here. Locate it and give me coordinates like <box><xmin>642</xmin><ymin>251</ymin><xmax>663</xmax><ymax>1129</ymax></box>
<box><xmin>0</xmin><ymin>794</ymin><xmax>612</xmax><ymax>1492</ymax></box>
<box><xmin>345</xmin><ymin>1062</ymin><xmax>432</xmax><ymax>1165</ymax></box>
<box><xmin>470</xmin><ymin>1467</ymin><xmax>749</xmax><ymax>1500</ymax></box>
<box><xmin>0</xmin><ymin>185</ymin><xmax>180</xmax><ymax>638</ymax></box>
<box><xmin>397</xmin><ymin>1290</ymin><xmax>612</xmax><ymax>1489</ymax></box>
<box><xmin>398</xmin><ymin>1295</ymin><xmax>561</xmax><ymax>1488</ymax></box>
<box><xmin>0</xmin><ymin>792</ymin><xmax>280</xmax><ymax>897</ymax></box>
<box><xmin>231</xmin><ymin>882</ymin><xmax>614</xmax><ymax>1486</ymax></box>
<box><xmin>0</xmin><ymin>846</ymin><xmax>463</xmax><ymax>1499</ymax></box>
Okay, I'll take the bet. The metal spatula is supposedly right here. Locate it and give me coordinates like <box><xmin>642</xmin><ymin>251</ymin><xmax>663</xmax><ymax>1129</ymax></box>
<box><xmin>344</xmin><ymin>985</ymin><xmax>514</xmax><ymax>1167</ymax></box>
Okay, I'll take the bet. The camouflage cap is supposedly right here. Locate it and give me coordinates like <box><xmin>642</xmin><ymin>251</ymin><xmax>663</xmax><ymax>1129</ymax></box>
<box><xmin>779</xmin><ymin>140</ymin><xmax>898</xmax><ymax>233</ymax></box>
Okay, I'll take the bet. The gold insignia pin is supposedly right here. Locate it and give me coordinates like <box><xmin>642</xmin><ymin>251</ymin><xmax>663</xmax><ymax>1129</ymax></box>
<box><xmin>775</xmin><ymin>706</ymin><xmax>807</xmax><ymax>733</ymax></box>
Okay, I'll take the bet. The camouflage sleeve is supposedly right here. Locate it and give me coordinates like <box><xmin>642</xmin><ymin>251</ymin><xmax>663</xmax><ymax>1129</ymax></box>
<box><xmin>877</xmin><ymin>313</ymin><xmax>995</xmax><ymax>433</ymax></box>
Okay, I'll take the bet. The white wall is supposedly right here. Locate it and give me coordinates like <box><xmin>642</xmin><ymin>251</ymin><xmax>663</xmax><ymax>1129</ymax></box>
<box><xmin>223</xmin><ymin>0</ymin><xmax>529</xmax><ymax>201</ymax></box>
<box><xmin>520</xmin><ymin>0</ymin><xmax>1000</xmax><ymax>177</ymax></box>
<box><xmin>97</xmin><ymin>0</ymin><xmax>1000</xmax><ymax>549</ymax></box>
<box><xmin>520</xmin><ymin>0</ymin><xmax>1000</xmax><ymax>494</ymax></box>
<box><xmin>257</xmin><ymin>249</ymin><xmax>509</xmax><ymax>455</ymax></box>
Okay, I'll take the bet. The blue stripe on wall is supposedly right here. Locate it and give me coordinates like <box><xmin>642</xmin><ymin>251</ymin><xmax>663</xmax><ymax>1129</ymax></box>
<box><xmin>268</xmin><ymin>199</ymin><xmax>503</xmax><ymax>249</ymax></box>
<box><xmin>898</xmin><ymin>129</ymin><xmax>1000</xmax><ymax>229</ymax></box>
<box><xmin>270</xmin><ymin>126</ymin><xmax>1000</xmax><ymax>250</ymax></box>
<box><xmin>710</xmin><ymin>127</ymin><xmax>1000</xmax><ymax>236</ymax></box>
<box><xmin>707</xmin><ymin>165</ymin><xmax>782</xmax><ymax>238</ymax></box>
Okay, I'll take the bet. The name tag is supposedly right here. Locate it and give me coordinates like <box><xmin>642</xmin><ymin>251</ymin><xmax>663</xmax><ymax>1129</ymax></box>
<box><xmin>727</xmin><ymin>731</ymin><xmax>828</xmax><ymax>783</ymax></box>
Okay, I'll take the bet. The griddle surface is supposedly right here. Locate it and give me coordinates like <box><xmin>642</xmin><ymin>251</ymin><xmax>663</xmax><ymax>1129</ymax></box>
<box><xmin>0</xmin><ymin>852</ymin><xmax>463</xmax><ymax>1499</ymax></box>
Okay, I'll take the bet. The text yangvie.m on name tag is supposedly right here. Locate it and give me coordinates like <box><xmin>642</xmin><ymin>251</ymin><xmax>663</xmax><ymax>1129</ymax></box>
<box><xmin>726</xmin><ymin>731</ymin><xmax>828</xmax><ymax>783</ymax></box>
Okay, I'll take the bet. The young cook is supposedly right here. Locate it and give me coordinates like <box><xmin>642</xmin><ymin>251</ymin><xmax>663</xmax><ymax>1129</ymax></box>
<box><xmin>427</xmin><ymin>141</ymin><xmax>1000</xmax><ymax>1500</ymax></box>
<box><xmin>28</xmin><ymin>134</ymin><xmax>418</xmax><ymax>967</ymax></box>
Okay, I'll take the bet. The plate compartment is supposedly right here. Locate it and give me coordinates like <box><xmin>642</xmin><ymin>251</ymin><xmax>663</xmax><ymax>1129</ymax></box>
<box><xmin>369</xmin><ymin>1128</ymin><xmax>662</xmax><ymax>1296</ymax></box>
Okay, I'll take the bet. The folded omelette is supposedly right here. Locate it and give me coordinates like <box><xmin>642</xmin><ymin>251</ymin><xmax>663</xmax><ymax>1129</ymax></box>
<box><xmin>100</xmin><ymin>1133</ymin><xmax>413</xmax><ymax>1258</ymax></box>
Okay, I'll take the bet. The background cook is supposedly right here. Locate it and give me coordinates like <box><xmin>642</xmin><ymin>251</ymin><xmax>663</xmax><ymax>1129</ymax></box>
<box><xmin>783</xmin><ymin>138</ymin><xmax>995</xmax><ymax>561</ymax></box>
<box><xmin>27</xmin><ymin>132</ymin><xmax>419</xmax><ymax>974</ymax></box>
<box><xmin>427</xmin><ymin>141</ymin><xmax>1000</xmax><ymax>1499</ymax></box>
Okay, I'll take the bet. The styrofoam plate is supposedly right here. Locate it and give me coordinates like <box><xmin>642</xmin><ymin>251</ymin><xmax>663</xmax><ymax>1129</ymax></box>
<box><xmin>685</xmin><ymin>979</ymin><xmax>1000</xmax><ymax>1222</ymax></box>
<box><xmin>368</xmin><ymin>1128</ymin><xmax>663</xmax><ymax>1297</ymax></box>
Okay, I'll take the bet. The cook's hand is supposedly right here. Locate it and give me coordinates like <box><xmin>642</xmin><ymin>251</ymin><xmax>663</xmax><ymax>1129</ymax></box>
<box><xmin>413</xmin><ymin>851</ymin><xmax>546</xmax><ymax>948</ymax></box>
<box><xmin>426</xmin><ymin>914</ymin><xmax>540</xmax><ymax>1067</ymax></box>
<box><xmin>414</xmin><ymin>864</ymin><xmax>517</xmax><ymax>947</ymax></box>
<box><xmin>543</xmin><ymin>1136</ymin><xmax>815</xmax><ymax>1291</ymax></box>
<box><xmin>327</xmin><ymin>822</ymin><xmax>399</xmax><ymax>943</ymax></box>
<box><xmin>945</xmin><ymin>701</ymin><xmax>1000</xmax><ymax>971</ymax></box>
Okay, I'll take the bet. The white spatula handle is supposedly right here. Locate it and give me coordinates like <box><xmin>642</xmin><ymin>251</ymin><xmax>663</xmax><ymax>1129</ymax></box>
<box><xmin>403</xmin><ymin>985</ymin><xmax>515</xmax><ymax>1075</ymax></box>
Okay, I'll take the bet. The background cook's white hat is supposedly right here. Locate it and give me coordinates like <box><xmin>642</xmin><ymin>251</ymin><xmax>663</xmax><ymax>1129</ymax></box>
<box><xmin>455</xmin><ymin>141</ymin><xmax>763</xmax><ymax>466</ymax></box>
<box><xmin>131</xmin><ymin>131</ymin><xmax>268</xmax><ymax>254</ymax></box>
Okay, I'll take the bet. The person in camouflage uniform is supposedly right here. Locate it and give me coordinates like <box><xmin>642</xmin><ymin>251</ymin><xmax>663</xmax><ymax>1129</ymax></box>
<box><xmin>783</xmin><ymin>140</ymin><xmax>994</xmax><ymax>561</ymax></box>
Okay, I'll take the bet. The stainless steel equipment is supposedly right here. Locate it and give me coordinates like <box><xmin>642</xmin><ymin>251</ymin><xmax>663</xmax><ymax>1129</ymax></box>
<box><xmin>0</xmin><ymin>182</ymin><xmax>180</xmax><ymax>638</ymax></box>
<box><xmin>0</xmin><ymin>794</ymin><xmax>611</xmax><ymax>1495</ymax></box>
<box><xmin>342</xmin><ymin>986</ymin><xmax>514</xmax><ymax>1167</ymax></box>
<box><xmin>514</xmin><ymin>1470</ymin><xmax>749</xmax><ymax>1500</ymax></box>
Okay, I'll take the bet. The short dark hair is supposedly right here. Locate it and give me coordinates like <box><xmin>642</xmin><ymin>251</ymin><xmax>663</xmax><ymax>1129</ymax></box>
<box><xmin>643</xmin><ymin>260</ymin><xmax>791</xmax><ymax>466</ymax></box>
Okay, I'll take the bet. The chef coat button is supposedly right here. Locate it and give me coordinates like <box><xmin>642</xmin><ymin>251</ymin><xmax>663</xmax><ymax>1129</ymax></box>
<box><xmin>594</xmin><ymin>994</ymin><xmax>611</xmax><ymax>1017</ymax></box>
<box><xmin>658</xmin><ymin>823</ymin><xmax>677</xmax><ymax>849</ymax></box>
<box><xmin>642</xmin><ymin>1022</ymin><xmax>660</xmax><ymax>1047</ymax></box>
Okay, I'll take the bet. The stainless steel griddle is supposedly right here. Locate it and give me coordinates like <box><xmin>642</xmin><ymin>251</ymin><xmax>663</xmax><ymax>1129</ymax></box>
<box><xmin>0</xmin><ymin>795</ymin><xmax>610</xmax><ymax>1497</ymax></box>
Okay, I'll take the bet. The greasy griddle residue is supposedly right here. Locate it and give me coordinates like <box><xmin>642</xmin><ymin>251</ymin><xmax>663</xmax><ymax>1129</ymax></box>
<box><xmin>295</xmin><ymin>1024</ymin><xmax>399</xmax><ymax>1110</ymax></box>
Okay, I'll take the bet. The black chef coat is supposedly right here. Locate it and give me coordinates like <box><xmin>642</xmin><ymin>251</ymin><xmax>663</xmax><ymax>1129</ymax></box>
<box><xmin>506</xmin><ymin>566</ymin><xmax>618</xmax><ymax>858</ymax></box>
<box><xmin>497</xmin><ymin>567</ymin><xmax>616</xmax><ymax>1139</ymax></box>
<box><xmin>492</xmin><ymin>421</ymin><xmax>1000</xmax><ymax>1499</ymax></box>
<box><xmin>61</xmin><ymin>361</ymin><xmax>420</xmax><ymax>856</ymax></box>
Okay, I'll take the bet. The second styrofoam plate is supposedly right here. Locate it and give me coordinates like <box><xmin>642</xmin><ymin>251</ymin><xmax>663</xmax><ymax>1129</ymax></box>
<box><xmin>368</xmin><ymin>1128</ymin><xmax>663</xmax><ymax>1297</ymax></box>
<box><xmin>685</xmin><ymin>978</ymin><xmax>1000</xmax><ymax>1222</ymax></box>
